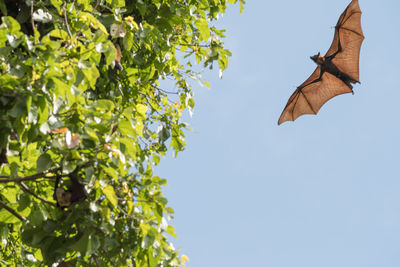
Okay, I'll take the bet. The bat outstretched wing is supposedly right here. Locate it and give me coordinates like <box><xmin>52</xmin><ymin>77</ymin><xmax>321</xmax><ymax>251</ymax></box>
<box><xmin>325</xmin><ymin>0</ymin><xmax>364</xmax><ymax>81</ymax></box>
<box><xmin>278</xmin><ymin>67</ymin><xmax>352</xmax><ymax>125</ymax></box>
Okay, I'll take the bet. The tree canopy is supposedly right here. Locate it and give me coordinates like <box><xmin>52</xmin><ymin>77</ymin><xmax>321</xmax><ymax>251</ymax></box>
<box><xmin>0</xmin><ymin>0</ymin><xmax>244</xmax><ymax>265</ymax></box>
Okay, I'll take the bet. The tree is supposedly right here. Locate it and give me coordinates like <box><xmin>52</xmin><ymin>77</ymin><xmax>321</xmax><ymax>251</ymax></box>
<box><xmin>0</xmin><ymin>0</ymin><xmax>244</xmax><ymax>265</ymax></box>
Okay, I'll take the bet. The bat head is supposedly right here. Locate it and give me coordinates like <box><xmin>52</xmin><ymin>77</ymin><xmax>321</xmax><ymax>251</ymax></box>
<box><xmin>310</xmin><ymin>52</ymin><xmax>325</xmax><ymax>65</ymax></box>
<box><xmin>56</xmin><ymin>187</ymin><xmax>72</xmax><ymax>207</ymax></box>
<box><xmin>310</xmin><ymin>52</ymin><xmax>320</xmax><ymax>63</ymax></box>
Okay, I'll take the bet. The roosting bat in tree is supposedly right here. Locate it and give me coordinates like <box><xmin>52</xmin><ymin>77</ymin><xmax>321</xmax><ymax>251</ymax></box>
<box><xmin>278</xmin><ymin>0</ymin><xmax>364</xmax><ymax>125</ymax></box>
<box><xmin>53</xmin><ymin>169</ymin><xmax>87</xmax><ymax>208</ymax></box>
<box><xmin>115</xmin><ymin>43</ymin><xmax>123</xmax><ymax>71</ymax></box>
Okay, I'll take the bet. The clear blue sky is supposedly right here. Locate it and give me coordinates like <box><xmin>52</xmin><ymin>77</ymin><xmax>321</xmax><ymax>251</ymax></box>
<box><xmin>156</xmin><ymin>1</ymin><xmax>400</xmax><ymax>266</ymax></box>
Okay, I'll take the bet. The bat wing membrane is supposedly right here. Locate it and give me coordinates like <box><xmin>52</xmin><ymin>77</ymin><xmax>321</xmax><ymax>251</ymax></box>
<box><xmin>278</xmin><ymin>67</ymin><xmax>352</xmax><ymax>125</ymax></box>
<box><xmin>325</xmin><ymin>0</ymin><xmax>364</xmax><ymax>81</ymax></box>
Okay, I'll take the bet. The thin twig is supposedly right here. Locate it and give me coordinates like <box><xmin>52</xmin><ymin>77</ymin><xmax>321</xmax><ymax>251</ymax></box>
<box><xmin>118</xmin><ymin>83</ymin><xmax>124</xmax><ymax>97</ymax></box>
<box><xmin>63</xmin><ymin>2</ymin><xmax>73</xmax><ymax>38</ymax></box>
<box><xmin>136</xmin><ymin>91</ymin><xmax>162</xmax><ymax>116</ymax></box>
<box><xmin>30</xmin><ymin>0</ymin><xmax>35</xmax><ymax>32</ymax></box>
<box><xmin>9</xmin><ymin>239</ymin><xmax>18</xmax><ymax>262</ymax></box>
<box><xmin>92</xmin><ymin>254</ymin><xmax>100</xmax><ymax>267</ymax></box>
<box><xmin>94</xmin><ymin>0</ymin><xmax>101</xmax><ymax>10</ymax></box>
<box><xmin>0</xmin><ymin>200</ymin><xmax>26</xmax><ymax>221</ymax></box>
<box><xmin>18</xmin><ymin>182</ymin><xmax>57</xmax><ymax>207</ymax></box>
<box><xmin>154</xmin><ymin>86</ymin><xmax>179</xmax><ymax>95</ymax></box>
<box><xmin>177</xmin><ymin>43</ymin><xmax>210</xmax><ymax>48</ymax></box>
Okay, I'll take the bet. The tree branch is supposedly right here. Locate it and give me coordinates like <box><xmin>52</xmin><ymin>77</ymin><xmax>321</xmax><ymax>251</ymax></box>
<box><xmin>94</xmin><ymin>0</ymin><xmax>101</xmax><ymax>10</ymax></box>
<box><xmin>92</xmin><ymin>254</ymin><xmax>100</xmax><ymax>267</ymax></box>
<box><xmin>0</xmin><ymin>176</ymin><xmax>56</xmax><ymax>183</ymax></box>
<box><xmin>154</xmin><ymin>86</ymin><xmax>178</xmax><ymax>95</ymax></box>
<box><xmin>0</xmin><ymin>200</ymin><xmax>26</xmax><ymax>222</ymax></box>
<box><xmin>63</xmin><ymin>2</ymin><xmax>73</xmax><ymax>38</ymax></box>
<box><xmin>177</xmin><ymin>43</ymin><xmax>210</xmax><ymax>48</ymax></box>
<box><xmin>18</xmin><ymin>182</ymin><xmax>57</xmax><ymax>207</ymax></box>
<box><xmin>0</xmin><ymin>168</ymin><xmax>62</xmax><ymax>183</ymax></box>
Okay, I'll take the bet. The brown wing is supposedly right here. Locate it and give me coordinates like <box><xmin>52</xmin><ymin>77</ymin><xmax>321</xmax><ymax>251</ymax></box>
<box><xmin>325</xmin><ymin>0</ymin><xmax>364</xmax><ymax>81</ymax></box>
<box><xmin>278</xmin><ymin>67</ymin><xmax>352</xmax><ymax>125</ymax></box>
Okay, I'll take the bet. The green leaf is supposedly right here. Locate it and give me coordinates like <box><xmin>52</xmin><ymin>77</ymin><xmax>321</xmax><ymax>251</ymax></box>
<box><xmin>70</xmin><ymin>232</ymin><xmax>100</xmax><ymax>256</ymax></box>
<box><xmin>77</xmin><ymin>0</ymin><xmax>93</xmax><ymax>11</ymax></box>
<box><xmin>49</xmin><ymin>0</ymin><xmax>62</xmax><ymax>12</ymax></box>
<box><xmin>36</xmin><ymin>153</ymin><xmax>52</xmax><ymax>173</ymax></box>
<box><xmin>118</xmin><ymin>119</ymin><xmax>134</xmax><ymax>136</ymax></box>
<box><xmin>102</xmin><ymin>166</ymin><xmax>118</xmax><ymax>182</ymax></box>
<box><xmin>37</xmin><ymin>96</ymin><xmax>49</xmax><ymax>125</ymax></box>
<box><xmin>165</xmin><ymin>225</ymin><xmax>177</xmax><ymax>238</ymax></box>
<box><xmin>2</xmin><ymin>16</ymin><xmax>21</xmax><ymax>34</ymax></box>
<box><xmin>2</xmin><ymin>186</ymin><xmax>18</xmax><ymax>202</ymax></box>
<box><xmin>136</xmin><ymin>104</ymin><xmax>147</xmax><ymax>119</ymax></box>
<box><xmin>52</xmin><ymin>77</ymin><xmax>70</xmax><ymax>99</ymax></box>
<box><xmin>120</xmin><ymin>137</ymin><xmax>136</xmax><ymax>159</ymax></box>
<box><xmin>18</xmin><ymin>194</ymin><xmax>31</xmax><ymax>211</ymax></box>
<box><xmin>34</xmin><ymin>249</ymin><xmax>43</xmax><ymax>261</ymax></box>
<box><xmin>157</xmin><ymin>125</ymin><xmax>170</xmax><ymax>142</ymax></box>
<box><xmin>142</xmin><ymin>231</ymin><xmax>155</xmax><ymax>249</ymax></box>
<box><xmin>62</xmin><ymin>160</ymin><xmax>77</xmax><ymax>174</ymax></box>
<box><xmin>240</xmin><ymin>0</ymin><xmax>246</xmax><ymax>13</ymax></box>
<box><xmin>194</xmin><ymin>18</ymin><xmax>210</xmax><ymax>41</ymax></box>
<box><xmin>99</xmin><ymin>40</ymin><xmax>116</xmax><ymax>65</ymax></box>
<box><xmin>135</xmin><ymin>120</ymin><xmax>144</xmax><ymax>137</ymax></box>
<box><xmin>29</xmin><ymin>208</ymin><xmax>46</xmax><ymax>227</ymax></box>
<box><xmin>49</xmin><ymin>29</ymin><xmax>69</xmax><ymax>39</ymax></box>
<box><xmin>8</xmin><ymin>98</ymin><xmax>26</xmax><ymax>118</ymax></box>
<box><xmin>81</xmin><ymin>65</ymin><xmax>100</xmax><ymax>89</ymax></box>
<box><xmin>96</xmin><ymin>99</ymin><xmax>115</xmax><ymax>111</ymax></box>
<box><xmin>85</xmin><ymin>128</ymin><xmax>100</xmax><ymax>143</ymax></box>
<box><xmin>42</xmin><ymin>220</ymin><xmax>58</xmax><ymax>233</ymax></box>
<box><xmin>153</xmin><ymin>154</ymin><xmax>160</xmax><ymax>165</ymax></box>
<box><xmin>71</xmin><ymin>232</ymin><xmax>90</xmax><ymax>256</ymax></box>
<box><xmin>111</xmin><ymin>0</ymin><xmax>125</xmax><ymax>7</ymax></box>
<box><xmin>79</xmin><ymin>12</ymin><xmax>108</xmax><ymax>34</ymax></box>
<box><xmin>104</xmin><ymin>236</ymin><xmax>120</xmax><ymax>251</ymax></box>
<box><xmin>0</xmin><ymin>205</ymin><xmax>20</xmax><ymax>223</ymax></box>
<box><xmin>31</xmin><ymin>231</ymin><xmax>47</xmax><ymax>246</ymax></box>
<box><xmin>102</xmin><ymin>185</ymin><xmax>117</xmax><ymax>207</ymax></box>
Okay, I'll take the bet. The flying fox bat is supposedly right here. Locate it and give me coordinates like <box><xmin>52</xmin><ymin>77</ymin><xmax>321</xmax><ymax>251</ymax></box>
<box><xmin>278</xmin><ymin>0</ymin><xmax>364</xmax><ymax>125</ymax></box>
<box><xmin>53</xmin><ymin>170</ymin><xmax>87</xmax><ymax>208</ymax></box>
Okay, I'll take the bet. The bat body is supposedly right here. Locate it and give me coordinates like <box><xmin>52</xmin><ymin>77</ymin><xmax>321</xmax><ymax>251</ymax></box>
<box><xmin>54</xmin><ymin>170</ymin><xmax>87</xmax><ymax>208</ymax></box>
<box><xmin>310</xmin><ymin>53</ymin><xmax>358</xmax><ymax>90</ymax></box>
<box><xmin>278</xmin><ymin>0</ymin><xmax>364</xmax><ymax>125</ymax></box>
<box><xmin>115</xmin><ymin>43</ymin><xmax>123</xmax><ymax>71</ymax></box>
